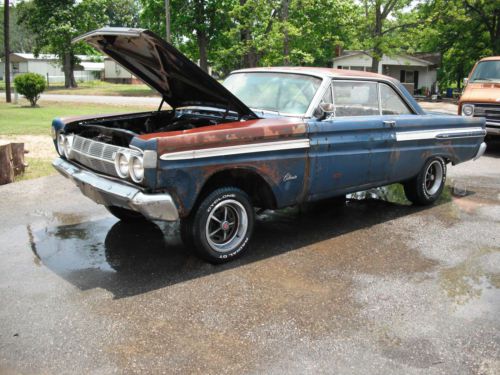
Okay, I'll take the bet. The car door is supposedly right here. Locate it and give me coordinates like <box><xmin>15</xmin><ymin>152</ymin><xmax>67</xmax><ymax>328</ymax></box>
<box><xmin>307</xmin><ymin>80</ymin><xmax>396</xmax><ymax>201</ymax></box>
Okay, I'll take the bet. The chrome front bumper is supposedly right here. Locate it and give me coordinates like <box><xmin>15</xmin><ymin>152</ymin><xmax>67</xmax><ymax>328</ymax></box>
<box><xmin>53</xmin><ymin>158</ymin><xmax>179</xmax><ymax>221</ymax></box>
<box><xmin>474</xmin><ymin>142</ymin><xmax>487</xmax><ymax>161</ymax></box>
<box><xmin>485</xmin><ymin>122</ymin><xmax>500</xmax><ymax>135</ymax></box>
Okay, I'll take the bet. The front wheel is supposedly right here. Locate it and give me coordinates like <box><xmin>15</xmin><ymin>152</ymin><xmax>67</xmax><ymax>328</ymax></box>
<box><xmin>181</xmin><ymin>187</ymin><xmax>255</xmax><ymax>264</ymax></box>
<box><xmin>403</xmin><ymin>157</ymin><xmax>446</xmax><ymax>205</ymax></box>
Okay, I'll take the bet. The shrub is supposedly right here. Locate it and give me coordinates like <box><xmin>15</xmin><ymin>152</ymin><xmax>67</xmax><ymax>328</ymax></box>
<box><xmin>14</xmin><ymin>73</ymin><xmax>46</xmax><ymax>107</ymax></box>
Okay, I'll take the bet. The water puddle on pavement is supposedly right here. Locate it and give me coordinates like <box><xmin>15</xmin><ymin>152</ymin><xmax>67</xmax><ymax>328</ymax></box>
<box><xmin>439</xmin><ymin>247</ymin><xmax>500</xmax><ymax>318</ymax></box>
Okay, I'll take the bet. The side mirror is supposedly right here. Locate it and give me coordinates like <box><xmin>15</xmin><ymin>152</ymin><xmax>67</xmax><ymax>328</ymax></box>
<box><xmin>314</xmin><ymin>103</ymin><xmax>335</xmax><ymax>120</ymax></box>
<box><xmin>463</xmin><ymin>77</ymin><xmax>468</xmax><ymax>87</ymax></box>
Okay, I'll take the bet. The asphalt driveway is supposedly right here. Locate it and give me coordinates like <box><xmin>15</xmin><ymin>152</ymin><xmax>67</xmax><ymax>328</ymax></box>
<box><xmin>0</xmin><ymin>142</ymin><xmax>499</xmax><ymax>374</ymax></box>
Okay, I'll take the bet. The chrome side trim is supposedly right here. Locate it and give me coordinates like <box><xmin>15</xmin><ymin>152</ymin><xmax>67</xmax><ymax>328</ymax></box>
<box><xmin>160</xmin><ymin>138</ymin><xmax>310</xmax><ymax>161</ymax></box>
<box><xmin>53</xmin><ymin>157</ymin><xmax>178</xmax><ymax>221</ymax></box>
<box><xmin>396</xmin><ymin>127</ymin><xmax>486</xmax><ymax>141</ymax></box>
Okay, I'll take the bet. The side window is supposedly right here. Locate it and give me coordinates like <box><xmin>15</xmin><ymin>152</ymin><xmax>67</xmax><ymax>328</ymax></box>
<box><xmin>333</xmin><ymin>81</ymin><xmax>379</xmax><ymax>117</ymax></box>
<box><xmin>380</xmin><ymin>83</ymin><xmax>412</xmax><ymax>115</ymax></box>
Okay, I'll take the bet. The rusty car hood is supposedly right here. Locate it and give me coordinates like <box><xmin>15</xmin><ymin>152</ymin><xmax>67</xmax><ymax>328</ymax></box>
<box><xmin>73</xmin><ymin>28</ymin><xmax>256</xmax><ymax>118</ymax></box>
<box><xmin>461</xmin><ymin>82</ymin><xmax>500</xmax><ymax>103</ymax></box>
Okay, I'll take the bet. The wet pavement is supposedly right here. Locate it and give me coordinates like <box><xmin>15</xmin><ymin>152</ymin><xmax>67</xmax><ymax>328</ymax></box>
<box><xmin>0</xmin><ymin>143</ymin><xmax>499</xmax><ymax>374</ymax></box>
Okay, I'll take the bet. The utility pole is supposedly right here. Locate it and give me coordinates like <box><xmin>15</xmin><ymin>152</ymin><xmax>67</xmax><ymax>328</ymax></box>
<box><xmin>165</xmin><ymin>0</ymin><xmax>171</xmax><ymax>43</ymax></box>
<box><xmin>4</xmin><ymin>0</ymin><xmax>12</xmax><ymax>103</ymax></box>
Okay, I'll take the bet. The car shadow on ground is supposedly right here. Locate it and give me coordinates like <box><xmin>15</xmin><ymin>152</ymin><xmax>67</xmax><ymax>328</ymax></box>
<box><xmin>30</xmin><ymin>187</ymin><xmax>458</xmax><ymax>299</ymax></box>
<box><xmin>485</xmin><ymin>137</ymin><xmax>500</xmax><ymax>158</ymax></box>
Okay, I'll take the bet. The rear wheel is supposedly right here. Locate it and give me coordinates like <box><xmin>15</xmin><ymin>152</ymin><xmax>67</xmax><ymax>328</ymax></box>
<box><xmin>106</xmin><ymin>206</ymin><xmax>146</xmax><ymax>221</ymax></box>
<box><xmin>181</xmin><ymin>187</ymin><xmax>254</xmax><ymax>264</ymax></box>
<box><xmin>404</xmin><ymin>157</ymin><xmax>446</xmax><ymax>205</ymax></box>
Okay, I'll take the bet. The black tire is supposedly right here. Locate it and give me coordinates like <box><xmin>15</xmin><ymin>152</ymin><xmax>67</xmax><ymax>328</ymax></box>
<box><xmin>403</xmin><ymin>157</ymin><xmax>446</xmax><ymax>206</ymax></box>
<box><xmin>106</xmin><ymin>205</ymin><xmax>147</xmax><ymax>221</ymax></box>
<box><xmin>180</xmin><ymin>187</ymin><xmax>254</xmax><ymax>264</ymax></box>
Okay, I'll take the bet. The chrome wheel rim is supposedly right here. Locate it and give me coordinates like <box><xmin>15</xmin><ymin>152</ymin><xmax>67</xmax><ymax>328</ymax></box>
<box><xmin>205</xmin><ymin>199</ymin><xmax>248</xmax><ymax>253</ymax></box>
<box><xmin>424</xmin><ymin>160</ymin><xmax>443</xmax><ymax>196</ymax></box>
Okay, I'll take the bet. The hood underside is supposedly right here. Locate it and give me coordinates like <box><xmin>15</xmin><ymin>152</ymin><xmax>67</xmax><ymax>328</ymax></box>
<box><xmin>73</xmin><ymin>28</ymin><xmax>256</xmax><ymax>119</ymax></box>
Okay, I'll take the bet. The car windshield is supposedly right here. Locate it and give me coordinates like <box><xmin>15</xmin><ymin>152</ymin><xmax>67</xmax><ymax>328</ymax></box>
<box><xmin>223</xmin><ymin>72</ymin><xmax>322</xmax><ymax>115</ymax></box>
<box><xmin>470</xmin><ymin>60</ymin><xmax>500</xmax><ymax>82</ymax></box>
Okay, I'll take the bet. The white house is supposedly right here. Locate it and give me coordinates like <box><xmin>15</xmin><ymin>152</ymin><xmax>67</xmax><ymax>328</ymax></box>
<box><xmin>332</xmin><ymin>51</ymin><xmax>441</xmax><ymax>95</ymax></box>
<box><xmin>0</xmin><ymin>53</ymin><xmax>104</xmax><ymax>84</ymax></box>
<box><xmin>103</xmin><ymin>57</ymin><xmax>140</xmax><ymax>84</ymax></box>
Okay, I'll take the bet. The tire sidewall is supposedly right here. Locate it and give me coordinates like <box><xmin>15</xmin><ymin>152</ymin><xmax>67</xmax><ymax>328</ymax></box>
<box><xmin>193</xmin><ymin>188</ymin><xmax>254</xmax><ymax>262</ymax></box>
<box><xmin>417</xmin><ymin>157</ymin><xmax>446</xmax><ymax>203</ymax></box>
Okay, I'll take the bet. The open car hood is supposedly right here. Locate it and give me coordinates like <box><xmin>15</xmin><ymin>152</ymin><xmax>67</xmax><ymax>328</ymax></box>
<box><xmin>73</xmin><ymin>28</ymin><xmax>256</xmax><ymax>118</ymax></box>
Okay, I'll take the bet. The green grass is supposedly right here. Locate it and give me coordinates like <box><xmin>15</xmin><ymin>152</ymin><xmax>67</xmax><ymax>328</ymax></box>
<box><xmin>47</xmin><ymin>80</ymin><xmax>157</xmax><ymax>96</ymax></box>
<box><xmin>0</xmin><ymin>101</ymin><xmax>154</xmax><ymax>136</ymax></box>
<box><xmin>1</xmin><ymin>79</ymin><xmax>157</xmax><ymax>97</ymax></box>
<box><xmin>15</xmin><ymin>157</ymin><xmax>56</xmax><ymax>182</ymax></box>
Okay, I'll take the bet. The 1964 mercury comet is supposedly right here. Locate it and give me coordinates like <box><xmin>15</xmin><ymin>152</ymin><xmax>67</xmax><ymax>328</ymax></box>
<box><xmin>52</xmin><ymin>28</ymin><xmax>486</xmax><ymax>263</ymax></box>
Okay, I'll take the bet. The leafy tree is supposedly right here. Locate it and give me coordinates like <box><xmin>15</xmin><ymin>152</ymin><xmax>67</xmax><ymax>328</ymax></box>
<box><xmin>17</xmin><ymin>0</ymin><xmax>109</xmax><ymax>88</ymax></box>
<box><xmin>0</xmin><ymin>4</ymin><xmax>35</xmax><ymax>58</ymax></box>
<box><xmin>410</xmin><ymin>0</ymin><xmax>498</xmax><ymax>89</ymax></box>
<box><xmin>140</xmin><ymin>0</ymin><xmax>235</xmax><ymax>72</ymax></box>
<box><xmin>105</xmin><ymin>0</ymin><xmax>142</xmax><ymax>27</ymax></box>
<box><xmin>14</xmin><ymin>72</ymin><xmax>46</xmax><ymax>106</ymax></box>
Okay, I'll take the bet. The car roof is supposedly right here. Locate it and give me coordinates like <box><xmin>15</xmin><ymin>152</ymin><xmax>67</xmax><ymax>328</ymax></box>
<box><xmin>232</xmin><ymin>66</ymin><xmax>397</xmax><ymax>82</ymax></box>
<box><xmin>478</xmin><ymin>56</ymin><xmax>500</xmax><ymax>62</ymax></box>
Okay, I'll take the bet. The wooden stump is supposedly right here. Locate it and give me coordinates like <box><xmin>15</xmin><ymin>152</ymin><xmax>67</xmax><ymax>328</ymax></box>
<box><xmin>0</xmin><ymin>142</ymin><xmax>26</xmax><ymax>185</ymax></box>
<box><xmin>0</xmin><ymin>144</ymin><xmax>14</xmax><ymax>185</ymax></box>
<box><xmin>11</xmin><ymin>143</ymin><xmax>26</xmax><ymax>176</ymax></box>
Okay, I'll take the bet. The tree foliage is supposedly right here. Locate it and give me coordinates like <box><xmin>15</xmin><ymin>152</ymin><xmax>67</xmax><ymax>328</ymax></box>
<box><xmin>6</xmin><ymin>0</ymin><xmax>499</xmax><ymax>89</ymax></box>
<box><xmin>17</xmin><ymin>0</ymin><xmax>109</xmax><ymax>88</ymax></box>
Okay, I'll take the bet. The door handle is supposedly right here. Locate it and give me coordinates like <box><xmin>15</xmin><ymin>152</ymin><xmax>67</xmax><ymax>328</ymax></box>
<box><xmin>383</xmin><ymin>120</ymin><xmax>396</xmax><ymax>128</ymax></box>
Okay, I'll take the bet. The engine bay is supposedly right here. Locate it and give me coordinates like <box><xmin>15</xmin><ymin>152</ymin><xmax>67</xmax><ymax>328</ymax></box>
<box><xmin>63</xmin><ymin>109</ymin><xmax>240</xmax><ymax>147</ymax></box>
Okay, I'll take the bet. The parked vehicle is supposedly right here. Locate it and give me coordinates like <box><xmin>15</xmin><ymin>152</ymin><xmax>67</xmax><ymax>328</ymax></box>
<box><xmin>459</xmin><ymin>56</ymin><xmax>500</xmax><ymax>136</ymax></box>
<box><xmin>52</xmin><ymin>28</ymin><xmax>486</xmax><ymax>263</ymax></box>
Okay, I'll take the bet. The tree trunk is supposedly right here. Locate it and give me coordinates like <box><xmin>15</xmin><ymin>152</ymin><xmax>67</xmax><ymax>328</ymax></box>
<box><xmin>196</xmin><ymin>30</ymin><xmax>209</xmax><ymax>72</ymax></box>
<box><xmin>0</xmin><ymin>144</ymin><xmax>14</xmax><ymax>185</ymax></box>
<box><xmin>281</xmin><ymin>0</ymin><xmax>290</xmax><ymax>65</ymax></box>
<box><xmin>239</xmin><ymin>0</ymin><xmax>259</xmax><ymax>68</ymax></box>
<box><xmin>370</xmin><ymin>6</ymin><xmax>383</xmax><ymax>73</ymax></box>
<box><xmin>4</xmin><ymin>0</ymin><xmax>11</xmax><ymax>103</ymax></box>
<box><xmin>10</xmin><ymin>143</ymin><xmax>25</xmax><ymax>176</ymax></box>
<box><xmin>63</xmin><ymin>51</ymin><xmax>77</xmax><ymax>88</ymax></box>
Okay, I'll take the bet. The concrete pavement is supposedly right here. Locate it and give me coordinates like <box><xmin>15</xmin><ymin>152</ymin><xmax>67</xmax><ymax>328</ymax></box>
<box><xmin>0</xmin><ymin>142</ymin><xmax>498</xmax><ymax>374</ymax></box>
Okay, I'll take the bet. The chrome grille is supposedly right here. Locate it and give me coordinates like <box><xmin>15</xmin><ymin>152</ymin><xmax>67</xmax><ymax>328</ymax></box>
<box><xmin>474</xmin><ymin>104</ymin><xmax>500</xmax><ymax>125</ymax></box>
<box><xmin>68</xmin><ymin>135</ymin><xmax>139</xmax><ymax>177</ymax></box>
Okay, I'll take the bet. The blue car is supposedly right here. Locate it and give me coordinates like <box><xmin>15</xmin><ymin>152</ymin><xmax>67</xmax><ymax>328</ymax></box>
<box><xmin>53</xmin><ymin>28</ymin><xmax>487</xmax><ymax>263</ymax></box>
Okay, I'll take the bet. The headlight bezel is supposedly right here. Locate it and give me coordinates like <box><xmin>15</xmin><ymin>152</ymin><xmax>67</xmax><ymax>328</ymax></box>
<box><xmin>129</xmin><ymin>154</ymin><xmax>144</xmax><ymax>183</ymax></box>
<box><xmin>57</xmin><ymin>133</ymin><xmax>66</xmax><ymax>156</ymax></box>
<box><xmin>63</xmin><ymin>135</ymin><xmax>74</xmax><ymax>159</ymax></box>
<box><xmin>114</xmin><ymin>150</ymin><xmax>131</xmax><ymax>179</ymax></box>
<box><xmin>462</xmin><ymin>104</ymin><xmax>474</xmax><ymax>116</ymax></box>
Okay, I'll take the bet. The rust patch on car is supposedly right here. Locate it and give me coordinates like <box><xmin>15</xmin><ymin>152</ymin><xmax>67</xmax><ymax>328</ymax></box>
<box><xmin>140</xmin><ymin>118</ymin><xmax>307</xmax><ymax>155</ymax></box>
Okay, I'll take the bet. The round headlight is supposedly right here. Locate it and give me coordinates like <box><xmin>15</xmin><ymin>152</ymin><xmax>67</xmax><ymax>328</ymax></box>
<box><xmin>462</xmin><ymin>104</ymin><xmax>474</xmax><ymax>116</ymax></box>
<box><xmin>63</xmin><ymin>135</ymin><xmax>73</xmax><ymax>158</ymax></box>
<box><xmin>57</xmin><ymin>133</ymin><xmax>66</xmax><ymax>156</ymax></box>
<box><xmin>129</xmin><ymin>155</ymin><xmax>144</xmax><ymax>183</ymax></box>
<box><xmin>114</xmin><ymin>151</ymin><xmax>130</xmax><ymax>178</ymax></box>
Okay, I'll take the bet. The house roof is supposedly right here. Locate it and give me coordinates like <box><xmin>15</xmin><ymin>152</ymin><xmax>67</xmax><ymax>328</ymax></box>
<box><xmin>333</xmin><ymin>51</ymin><xmax>436</xmax><ymax>67</ymax></box>
<box><xmin>9</xmin><ymin>53</ymin><xmax>100</xmax><ymax>62</ymax></box>
<box><xmin>77</xmin><ymin>62</ymin><xmax>104</xmax><ymax>71</ymax></box>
